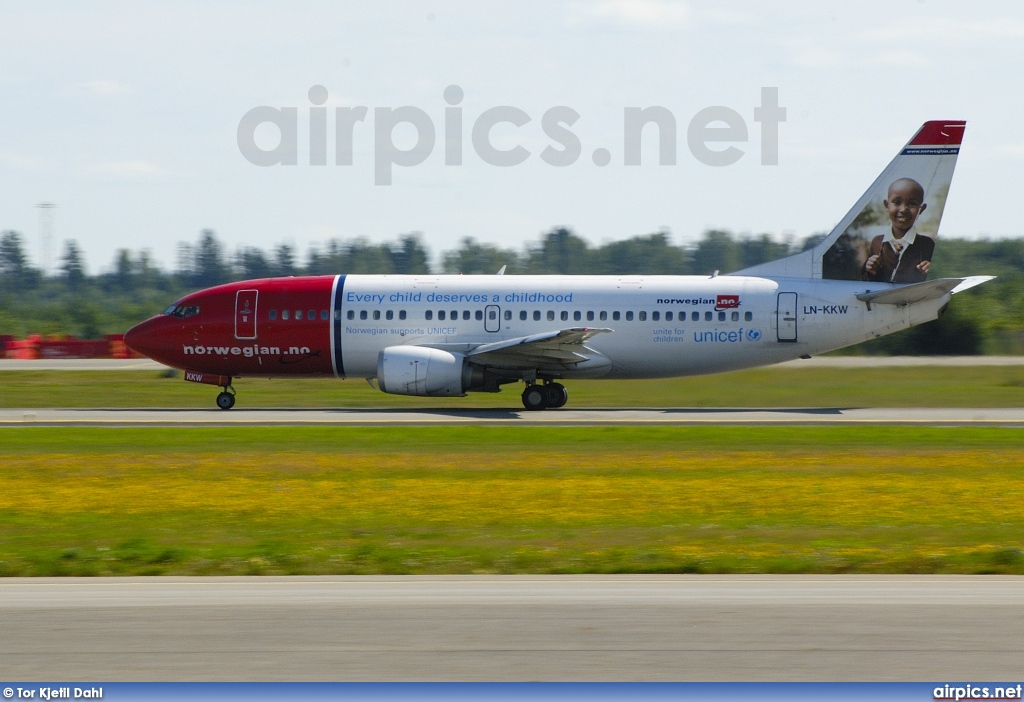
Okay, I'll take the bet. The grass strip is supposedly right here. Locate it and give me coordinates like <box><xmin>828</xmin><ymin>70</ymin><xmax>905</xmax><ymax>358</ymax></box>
<box><xmin>2</xmin><ymin>366</ymin><xmax>1024</xmax><ymax>408</ymax></box>
<box><xmin>0</xmin><ymin>426</ymin><xmax>1021</xmax><ymax>576</ymax></box>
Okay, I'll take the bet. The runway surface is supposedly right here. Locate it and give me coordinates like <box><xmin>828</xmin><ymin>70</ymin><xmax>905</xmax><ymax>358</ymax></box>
<box><xmin>3</xmin><ymin>406</ymin><xmax>1024</xmax><ymax>426</ymax></box>
<box><xmin>2</xmin><ymin>575</ymin><xmax>1022</xmax><ymax>681</ymax></box>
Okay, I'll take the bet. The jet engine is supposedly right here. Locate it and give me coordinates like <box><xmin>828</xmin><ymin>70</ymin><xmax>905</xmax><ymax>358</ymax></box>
<box><xmin>376</xmin><ymin>346</ymin><xmax>484</xmax><ymax>396</ymax></box>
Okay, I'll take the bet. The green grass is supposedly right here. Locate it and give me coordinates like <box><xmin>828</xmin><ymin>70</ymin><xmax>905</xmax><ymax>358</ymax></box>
<box><xmin>1</xmin><ymin>426</ymin><xmax>1022</xmax><ymax>576</ymax></box>
<box><xmin>1</xmin><ymin>366</ymin><xmax>1024</xmax><ymax>408</ymax></box>
<box><xmin>1</xmin><ymin>425</ymin><xmax>1022</xmax><ymax>454</ymax></box>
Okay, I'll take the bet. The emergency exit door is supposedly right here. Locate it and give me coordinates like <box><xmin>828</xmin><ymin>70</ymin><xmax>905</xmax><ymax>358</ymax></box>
<box><xmin>484</xmin><ymin>305</ymin><xmax>501</xmax><ymax>333</ymax></box>
<box><xmin>235</xmin><ymin>290</ymin><xmax>258</xmax><ymax>339</ymax></box>
<box><xmin>777</xmin><ymin>292</ymin><xmax>797</xmax><ymax>342</ymax></box>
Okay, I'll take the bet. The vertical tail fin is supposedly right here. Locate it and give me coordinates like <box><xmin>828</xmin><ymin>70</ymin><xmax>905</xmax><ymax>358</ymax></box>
<box><xmin>736</xmin><ymin>121</ymin><xmax>965</xmax><ymax>281</ymax></box>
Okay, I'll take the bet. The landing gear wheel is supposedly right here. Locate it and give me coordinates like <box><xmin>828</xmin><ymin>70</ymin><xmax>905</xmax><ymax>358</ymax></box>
<box><xmin>521</xmin><ymin>384</ymin><xmax>547</xmax><ymax>411</ymax></box>
<box><xmin>544</xmin><ymin>383</ymin><xmax>568</xmax><ymax>409</ymax></box>
<box><xmin>216</xmin><ymin>391</ymin><xmax>236</xmax><ymax>410</ymax></box>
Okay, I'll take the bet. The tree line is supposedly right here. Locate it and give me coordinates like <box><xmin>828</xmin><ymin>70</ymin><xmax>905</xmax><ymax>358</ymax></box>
<box><xmin>0</xmin><ymin>226</ymin><xmax>810</xmax><ymax>295</ymax></box>
<box><xmin>1</xmin><ymin>227</ymin><xmax>1022</xmax><ymax>355</ymax></box>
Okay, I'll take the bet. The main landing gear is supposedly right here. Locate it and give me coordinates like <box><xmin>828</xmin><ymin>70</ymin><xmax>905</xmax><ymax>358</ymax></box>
<box><xmin>521</xmin><ymin>382</ymin><xmax>568</xmax><ymax>411</ymax></box>
<box><xmin>216</xmin><ymin>382</ymin><xmax>236</xmax><ymax>410</ymax></box>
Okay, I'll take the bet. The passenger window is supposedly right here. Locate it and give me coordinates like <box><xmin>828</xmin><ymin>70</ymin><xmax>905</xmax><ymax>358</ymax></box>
<box><xmin>504</xmin><ymin>310</ymin><xmax>511</xmax><ymax>320</ymax></box>
<box><xmin>639</xmin><ymin>311</ymin><xmax>647</xmax><ymax>321</ymax></box>
<box><xmin>665</xmin><ymin>311</ymin><xmax>673</xmax><ymax>321</ymax></box>
<box><xmin>731</xmin><ymin>311</ymin><xmax>739</xmax><ymax>321</ymax></box>
<box><xmin>704</xmin><ymin>311</ymin><xmax>712</xmax><ymax>321</ymax></box>
<box><xmin>296</xmin><ymin>310</ymin><xmax>303</xmax><ymax>320</ymax></box>
<box><xmin>321</xmin><ymin>310</ymin><xmax>329</xmax><ymax>321</ymax></box>
<box><xmin>439</xmin><ymin>310</ymin><xmax>446</xmax><ymax>320</ymax></box>
<box><xmin>400</xmin><ymin>310</ymin><xmax>407</xmax><ymax>320</ymax></box>
<box><xmin>599</xmin><ymin>311</ymin><xmax>607</xmax><ymax>321</ymax></box>
<box><xmin>520</xmin><ymin>311</ymin><xmax>527</xmax><ymax>321</ymax></box>
<box><xmin>612</xmin><ymin>311</ymin><xmax>620</xmax><ymax>321</ymax></box>
<box><xmin>718</xmin><ymin>311</ymin><xmax>726</xmax><ymax>321</ymax></box>
<box><xmin>533</xmin><ymin>311</ymin><xmax>541</xmax><ymax>321</ymax></box>
<box><xmin>282</xmin><ymin>310</ymin><xmax>290</xmax><ymax>320</ymax></box>
<box><xmin>625</xmin><ymin>311</ymin><xmax>633</xmax><ymax>321</ymax></box>
<box><xmin>309</xmin><ymin>310</ymin><xmax>316</xmax><ymax>320</ymax></box>
<box><xmin>587</xmin><ymin>311</ymin><xmax>594</xmax><ymax>321</ymax></box>
<box><xmin>692</xmin><ymin>311</ymin><xmax>700</xmax><ymax>322</ymax></box>
<box><xmin>573</xmin><ymin>311</ymin><xmax>581</xmax><ymax>321</ymax></box>
<box><xmin>346</xmin><ymin>310</ymin><xmax>354</xmax><ymax>320</ymax></box>
<box><xmin>372</xmin><ymin>310</ymin><xmax>380</xmax><ymax>320</ymax></box>
<box><xmin>463</xmin><ymin>310</ymin><xmax>470</xmax><ymax>320</ymax></box>
<box><xmin>451</xmin><ymin>310</ymin><xmax>458</xmax><ymax>320</ymax></box>
<box><xmin>547</xmin><ymin>311</ymin><xmax>555</xmax><ymax>321</ymax></box>
<box><xmin>269</xmin><ymin>309</ymin><xmax>277</xmax><ymax>320</ymax></box>
<box><xmin>488</xmin><ymin>309</ymin><xmax>497</xmax><ymax>320</ymax></box>
<box><xmin>744</xmin><ymin>311</ymin><xmax>753</xmax><ymax>321</ymax></box>
<box><xmin>335</xmin><ymin>310</ymin><xmax>341</xmax><ymax>320</ymax></box>
<box><xmin>386</xmin><ymin>310</ymin><xmax>393</xmax><ymax>320</ymax></box>
<box><xmin>561</xmin><ymin>311</ymin><xmax>568</xmax><ymax>321</ymax></box>
<box><xmin>426</xmin><ymin>310</ymin><xmax>433</xmax><ymax>320</ymax></box>
<box><xmin>475</xmin><ymin>310</ymin><xmax>483</xmax><ymax>321</ymax></box>
<box><xmin>651</xmin><ymin>311</ymin><xmax>660</xmax><ymax>321</ymax></box>
<box><xmin>359</xmin><ymin>310</ymin><xmax>367</xmax><ymax>320</ymax></box>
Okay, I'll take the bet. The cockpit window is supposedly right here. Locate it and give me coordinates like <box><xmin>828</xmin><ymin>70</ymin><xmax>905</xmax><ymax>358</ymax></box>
<box><xmin>165</xmin><ymin>305</ymin><xmax>200</xmax><ymax>318</ymax></box>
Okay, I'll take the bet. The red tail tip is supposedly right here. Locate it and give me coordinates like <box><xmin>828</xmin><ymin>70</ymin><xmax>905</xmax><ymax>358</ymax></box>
<box><xmin>908</xmin><ymin>120</ymin><xmax>966</xmax><ymax>146</ymax></box>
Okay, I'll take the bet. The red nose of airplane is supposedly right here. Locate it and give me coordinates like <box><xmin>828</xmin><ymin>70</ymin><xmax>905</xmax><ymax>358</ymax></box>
<box><xmin>124</xmin><ymin>317</ymin><xmax>167</xmax><ymax>362</ymax></box>
<box><xmin>122</xmin><ymin>321</ymin><xmax>147</xmax><ymax>360</ymax></box>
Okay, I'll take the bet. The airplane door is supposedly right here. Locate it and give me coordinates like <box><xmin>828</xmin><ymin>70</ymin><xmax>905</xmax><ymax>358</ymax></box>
<box><xmin>235</xmin><ymin>289</ymin><xmax>258</xmax><ymax>340</ymax></box>
<box><xmin>484</xmin><ymin>305</ymin><xmax>500</xmax><ymax>333</ymax></box>
<box><xmin>777</xmin><ymin>292</ymin><xmax>797</xmax><ymax>342</ymax></box>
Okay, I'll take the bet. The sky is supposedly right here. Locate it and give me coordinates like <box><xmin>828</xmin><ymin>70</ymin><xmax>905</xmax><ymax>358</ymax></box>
<box><xmin>2</xmin><ymin>0</ymin><xmax>1023</xmax><ymax>274</ymax></box>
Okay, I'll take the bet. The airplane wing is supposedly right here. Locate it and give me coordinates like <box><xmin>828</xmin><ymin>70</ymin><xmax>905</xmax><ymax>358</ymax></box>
<box><xmin>465</xmin><ymin>327</ymin><xmax>613</xmax><ymax>368</ymax></box>
<box><xmin>856</xmin><ymin>276</ymin><xmax>995</xmax><ymax>306</ymax></box>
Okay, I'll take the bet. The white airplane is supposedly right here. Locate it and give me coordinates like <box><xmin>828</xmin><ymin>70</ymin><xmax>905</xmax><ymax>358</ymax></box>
<box><xmin>125</xmin><ymin>120</ymin><xmax>992</xmax><ymax>410</ymax></box>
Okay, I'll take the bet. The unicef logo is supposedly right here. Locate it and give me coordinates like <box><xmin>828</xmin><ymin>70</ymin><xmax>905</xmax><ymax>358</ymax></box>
<box><xmin>746</xmin><ymin>328</ymin><xmax>762</xmax><ymax>341</ymax></box>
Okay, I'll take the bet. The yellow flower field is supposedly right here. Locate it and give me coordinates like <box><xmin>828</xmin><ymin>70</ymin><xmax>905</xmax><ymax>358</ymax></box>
<box><xmin>3</xmin><ymin>450</ymin><xmax>1022</xmax><ymax>526</ymax></box>
<box><xmin>2</xmin><ymin>428</ymin><xmax>1022</xmax><ymax>576</ymax></box>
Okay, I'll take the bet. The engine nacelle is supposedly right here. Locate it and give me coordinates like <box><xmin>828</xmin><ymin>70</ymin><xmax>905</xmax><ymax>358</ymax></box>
<box><xmin>377</xmin><ymin>346</ymin><xmax>476</xmax><ymax>396</ymax></box>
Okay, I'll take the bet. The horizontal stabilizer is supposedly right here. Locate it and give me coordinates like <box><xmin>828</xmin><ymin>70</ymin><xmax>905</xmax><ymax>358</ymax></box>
<box><xmin>856</xmin><ymin>276</ymin><xmax>993</xmax><ymax>305</ymax></box>
<box><xmin>950</xmin><ymin>275</ymin><xmax>996</xmax><ymax>294</ymax></box>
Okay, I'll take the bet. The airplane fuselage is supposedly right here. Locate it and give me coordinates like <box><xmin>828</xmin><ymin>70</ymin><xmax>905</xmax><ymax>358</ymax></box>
<box><xmin>127</xmin><ymin>273</ymin><xmax>945</xmax><ymax>382</ymax></box>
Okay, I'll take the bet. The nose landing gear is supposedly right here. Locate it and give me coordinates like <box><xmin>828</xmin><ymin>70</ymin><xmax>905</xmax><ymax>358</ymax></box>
<box><xmin>521</xmin><ymin>381</ymin><xmax>568</xmax><ymax>411</ymax></box>
<box><xmin>216</xmin><ymin>382</ymin><xmax>236</xmax><ymax>410</ymax></box>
